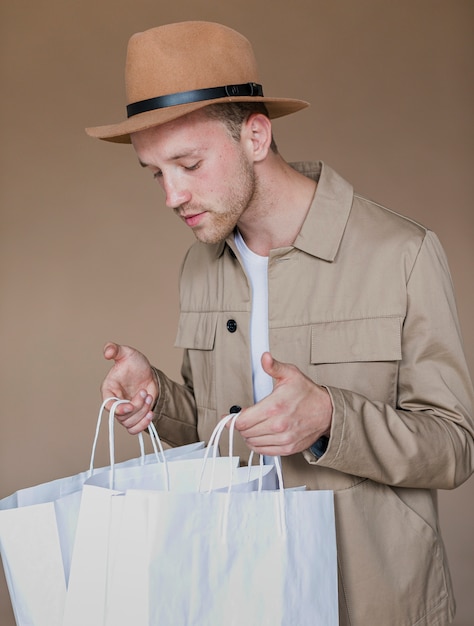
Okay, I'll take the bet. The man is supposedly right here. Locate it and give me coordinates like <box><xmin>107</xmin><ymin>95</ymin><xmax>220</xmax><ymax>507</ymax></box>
<box><xmin>87</xmin><ymin>21</ymin><xmax>474</xmax><ymax>625</ymax></box>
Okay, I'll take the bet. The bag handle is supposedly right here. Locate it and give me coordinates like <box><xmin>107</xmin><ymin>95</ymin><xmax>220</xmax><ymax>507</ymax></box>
<box><xmin>202</xmin><ymin>412</ymin><xmax>287</xmax><ymax>539</ymax></box>
<box><xmin>199</xmin><ymin>412</ymin><xmax>240</xmax><ymax>493</ymax></box>
<box><xmin>90</xmin><ymin>397</ymin><xmax>170</xmax><ymax>490</ymax></box>
<box><xmin>108</xmin><ymin>399</ymin><xmax>170</xmax><ymax>490</ymax></box>
<box><xmin>200</xmin><ymin>412</ymin><xmax>285</xmax><ymax>493</ymax></box>
<box><xmin>144</xmin><ymin>420</ymin><xmax>170</xmax><ymax>491</ymax></box>
<box><xmin>89</xmin><ymin>397</ymin><xmax>126</xmax><ymax>474</ymax></box>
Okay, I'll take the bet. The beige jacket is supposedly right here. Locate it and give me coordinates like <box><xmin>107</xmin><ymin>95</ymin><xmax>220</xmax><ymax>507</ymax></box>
<box><xmin>153</xmin><ymin>162</ymin><xmax>474</xmax><ymax>625</ymax></box>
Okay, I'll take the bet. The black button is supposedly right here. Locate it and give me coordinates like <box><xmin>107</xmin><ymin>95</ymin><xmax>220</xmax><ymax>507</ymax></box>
<box><xmin>226</xmin><ymin>319</ymin><xmax>237</xmax><ymax>333</ymax></box>
<box><xmin>229</xmin><ymin>405</ymin><xmax>241</xmax><ymax>414</ymax></box>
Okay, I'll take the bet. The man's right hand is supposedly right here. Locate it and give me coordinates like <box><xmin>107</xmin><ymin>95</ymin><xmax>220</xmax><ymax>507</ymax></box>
<box><xmin>100</xmin><ymin>342</ymin><xmax>159</xmax><ymax>434</ymax></box>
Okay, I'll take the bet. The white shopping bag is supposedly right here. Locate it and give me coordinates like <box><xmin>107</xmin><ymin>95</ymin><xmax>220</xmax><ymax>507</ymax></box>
<box><xmin>66</xmin><ymin>414</ymin><xmax>337</xmax><ymax>626</ymax></box>
<box><xmin>107</xmin><ymin>484</ymin><xmax>338</xmax><ymax>626</ymax></box>
<box><xmin>0</xmin><ymin>502</ymin><xmax>66</xmax><ymax>626</ymax></box>
<box><xmin>63</xmin><ymin>415</ymin><xmax>277</xmax><ymax>626</ymax></box>
<box><xmin>0</xmin><ymin>398</ymin><xmax>207</xmax><ymax>626</ymax></box>
<box><xmin>105</xmin><ymin>415</ymin><xmax>338</xmax><ymax>625</ymax></box>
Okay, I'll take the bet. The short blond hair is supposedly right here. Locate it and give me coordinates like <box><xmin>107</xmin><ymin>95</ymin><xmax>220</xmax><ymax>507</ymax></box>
<box><xmin>203</xmin><ymin>102</ymin><xmax>278</xmax><ymax>153</ymax></box>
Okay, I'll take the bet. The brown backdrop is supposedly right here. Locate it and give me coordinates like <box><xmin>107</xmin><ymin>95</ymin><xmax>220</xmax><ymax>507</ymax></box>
<box><xmin>1</xmin><ymin>1</ymin><xmax>473</xmax><ymax>624</ymax></box>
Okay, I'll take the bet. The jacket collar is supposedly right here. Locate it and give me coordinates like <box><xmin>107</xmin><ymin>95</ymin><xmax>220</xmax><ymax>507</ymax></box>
<box><xmin>292</xmin><ymin>161</ymin><xmax>353</xmax><ymax>262</ymax></box>
<box><xmin>215</xmin><ymin>161</ymin><xmax>353</xmax><ymax>261</ymax></box>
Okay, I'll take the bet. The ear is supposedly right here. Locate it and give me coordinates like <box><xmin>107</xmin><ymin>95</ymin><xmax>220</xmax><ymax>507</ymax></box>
<box><xmin>241</xmin><ymin>113</ymin><xmax>273</xmax><ymax>163</ymax></box>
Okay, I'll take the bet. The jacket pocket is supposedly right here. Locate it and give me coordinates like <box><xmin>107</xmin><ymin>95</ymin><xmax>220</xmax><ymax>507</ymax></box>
<box><xmin>335</xmin><ymin>480</ymin><xmax>451</xmax><ymax>625</ymax></box>
<box><xmin>175</xmin><ymin>311</ymin><xmax>218</xmax><ymax>350</ymax></box>
<box><xmin>311</xmin><ymin>316</ymin><xmax>402</xmax><ymax>363</ymax></box>
<box><xmin>175</xmin><ymin>311</ymin><xmax>218</xmax><ymax>413</ymax></box>
<box><xmin>309</xmin><ymin>316</ymin><xmax>402</xmax><ymax>403</ymax></box>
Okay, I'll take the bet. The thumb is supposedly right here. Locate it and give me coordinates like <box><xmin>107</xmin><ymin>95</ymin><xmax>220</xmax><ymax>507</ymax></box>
<box><xmin>261</xmin><ymin>351</ymin><xmax>289</xmax><ymax>382</ymax></box>
<box><xmin>103</xmin><ymin>342</ymin><xmax>125</xmax><ymax>362</ymax></box>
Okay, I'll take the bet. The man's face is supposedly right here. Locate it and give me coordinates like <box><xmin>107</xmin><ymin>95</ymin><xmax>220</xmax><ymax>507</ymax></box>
<box><xmin>131</xmin><ymin>110</ymin><xmax>258</xmax><ymax>244</ymax></box>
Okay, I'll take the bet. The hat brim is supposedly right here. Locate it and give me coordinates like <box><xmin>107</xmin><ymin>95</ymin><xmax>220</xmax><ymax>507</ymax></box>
<box><xmin>85</xmin><ymin>96</ymin><xmax>309</xmax><ymax>143</ymax></box>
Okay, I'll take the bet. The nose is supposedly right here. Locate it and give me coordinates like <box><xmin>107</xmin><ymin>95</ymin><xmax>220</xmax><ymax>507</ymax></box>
<box><xmin>162</xmin><ymin>176</ymin><xmax>191</xmax><ymax>209</ymax></box>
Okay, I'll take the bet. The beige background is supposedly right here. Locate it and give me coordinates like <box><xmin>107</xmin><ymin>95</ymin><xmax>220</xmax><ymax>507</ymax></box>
<box><xmin>1</xmin><ymin>1</ymin><xmax>473</xmax><ymax>624</ymax></box>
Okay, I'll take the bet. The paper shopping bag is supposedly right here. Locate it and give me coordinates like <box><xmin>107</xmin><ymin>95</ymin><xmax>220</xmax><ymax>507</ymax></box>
<box><xmin>0</xmin><ymin>398</ymin><xmax>207</xmax><ymax>626</ymax></box>
<box><xmin>63</xmin><ymin>468</ymin><xmax>277</xmax><ymax>626</ymax></box>
<box><xmin>63</xmin><ymin>470</ymin><xmax>265</xmax><ymax>626</ymax></box>
<box><xmin>74</xmin><ymin>416</ymin><xmax>330</xmax><ymax>626</ymax></box>
<box><xmin>0</xmin><ymin>396</ymin><xmax>125</xmax><ymax>626</ymax></box>
<box><xmin>0</xmin><ymin>502</ymin><xmax>67</xmax><ymax>626</ymax></box>
<box><xmin>63</xmin><ymin>416</ymin><xmax>278</xmax><ymax>626</ymax></box>
<box><xmin>103</xmin><ymin>413</ymin><xmax>338</xmax><ymax>625</ymax></box>
<box><xmin>104</xmin><ymin>481</ymin><xmax>338</xmax><ymax>625</ymax></box>
<box><xmin>62</xmin><ymin>456</ymin><xmax>249</xmax><ymax>626</ymax></box>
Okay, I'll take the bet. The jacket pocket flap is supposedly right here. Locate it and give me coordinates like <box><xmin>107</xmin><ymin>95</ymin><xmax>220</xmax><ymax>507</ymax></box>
<box><xmin>311</xmin><ymin>317</ymin><xmax>402</xmax><ymax>363</ymax></box>
<box><xmin>175</xmin><ymin>311</ymin><xmax>218</xmax><ymax>350</ymax></box>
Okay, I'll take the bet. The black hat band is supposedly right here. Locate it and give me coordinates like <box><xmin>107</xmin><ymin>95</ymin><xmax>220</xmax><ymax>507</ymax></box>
<box><xmin>127</xmin><ymin>82</ymin><xmax>264</xmax><ymax>118</ymax></box>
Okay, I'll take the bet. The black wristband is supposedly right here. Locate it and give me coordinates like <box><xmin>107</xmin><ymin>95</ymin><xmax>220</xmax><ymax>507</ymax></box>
<box><xmin>309</xmin><ymin>435</ymin><xmax>329</xmax><ymax>459</ymax></box>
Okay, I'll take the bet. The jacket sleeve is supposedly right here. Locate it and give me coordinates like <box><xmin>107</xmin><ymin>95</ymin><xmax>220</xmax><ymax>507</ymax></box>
<box><xmin>150</xmin><ymin>353</ymin><xmax>199</xmax><ymax>447</ymax></box>
<box><xmin>314</xmin><ymin>231</ymin><xmax>474</xmax><ymax>489</ymax></box>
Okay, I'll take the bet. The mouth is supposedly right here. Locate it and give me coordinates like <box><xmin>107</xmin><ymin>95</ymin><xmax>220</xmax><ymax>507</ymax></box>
<box><xmin>181</xmin><ymin>212</ymin><xmax>206</xmax><ymax>228</ymax></box>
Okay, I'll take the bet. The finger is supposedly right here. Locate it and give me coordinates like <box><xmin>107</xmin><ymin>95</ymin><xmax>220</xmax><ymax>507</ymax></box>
<box><xmin>125</xmin><ymin>413</ymin><xmax>154</xmax><ymax>436</ymax></box>
<box><xmin>113</xmin><ymin>390</ymin><xmax>153</xmax><ymax>419</ymax></box>
<box><xmin>246</xmin><ymin>443</ymin><xmax>293</xmax><ymax>457</ymax></box>
<box><xmin>119</xmin><ymin>404</ymin><xmax>153</xmax><ymax>434</ymax></box>
<box><xmin>260</xmin><ymin>351</ymin><xmax>274</xmax><ymax>373</ymax></box>
<box><xmin>261</xmin><ymin>352</ymin><xmax>289</xmax><ymax>382</ymax></box>
<box><xmin>102</xmin><ymin>395</ymin><xmax>134</xmax><ymax>413</ymax></box>
<box><xmin>103</xmin><ymin>342</ymin><xmax>133</xmax><ymax>363</ymax></box>
<box><xmin>103</xmin><ymin>342</ymin><xmax>120</xmax><ymax>361</ymax></box>
<box><xmin>119</xmin><ymin>403</ymin><xmax>154</xmax><ymax>434</ymax></box>
<box><xmin>244</xmin><ymin>431</ymin><xmax>310</xmax><ymax>457</ymax></box>
<box><xmin>109</xmin><ymin>399</ymin><xmax>135</xmax><ymax>417</ymax></box>
<box><xmin>115</xmin><ymin>401</ymin><xmax>153</xmax><ymax>433</ymax></box>
<box><xmin>242</xmin><ymin>426</ymin><xmax>290</xmax><ymax>454</ymax></box>
<box><xmin>234</xmin><ymin>402</ymin><xmax>272</xmax><ymax>435</ymax></box>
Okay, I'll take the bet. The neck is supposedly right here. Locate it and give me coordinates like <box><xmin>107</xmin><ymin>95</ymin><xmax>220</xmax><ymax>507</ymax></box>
<box><xmin>237</xmin><ymin>155</ymin><xmax>316</xmax><ymax>256</ymax></box>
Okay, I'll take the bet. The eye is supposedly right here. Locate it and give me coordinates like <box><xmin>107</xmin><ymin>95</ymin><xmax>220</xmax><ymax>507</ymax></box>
<box><xmin>184</xmin><ymin>161</ymin><xmax>201</xmax><ymax>172</ymax></box>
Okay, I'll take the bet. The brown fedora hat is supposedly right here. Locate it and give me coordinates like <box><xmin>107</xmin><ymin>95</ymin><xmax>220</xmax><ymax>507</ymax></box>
<box><xmin>85</xmin><ymin>21</ymin><xmax>309</xmax><ymax>143</ymax></box>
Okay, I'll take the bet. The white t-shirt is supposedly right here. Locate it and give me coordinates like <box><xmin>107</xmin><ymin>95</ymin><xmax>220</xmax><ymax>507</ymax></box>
<box><xmin>234</xmin><ymin>231</ymin><xmax>278</xmax><ymax>468</ymax></box>
<box><xmin>234</xmin><ymin>230</ymin><xmax>273</xmax><ymax>403</ymax></box>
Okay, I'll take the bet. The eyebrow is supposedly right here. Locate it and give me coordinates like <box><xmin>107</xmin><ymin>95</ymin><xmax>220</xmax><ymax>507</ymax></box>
<box><xmin>138</xmin><ymin>148</ymin><xmax>204</xmax><ymax>168</ymax></box>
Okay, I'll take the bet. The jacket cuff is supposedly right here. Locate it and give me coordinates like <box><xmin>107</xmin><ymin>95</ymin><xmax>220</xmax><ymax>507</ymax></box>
<box><xmin>150</xmin><ymin>367</ymin><xmax>199</xmax><ymax>447</ymax></box>
<box><xmin>303</xmin><ymin>385</ymin><xmax>343</xmax><ymax>465</ymax></box>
